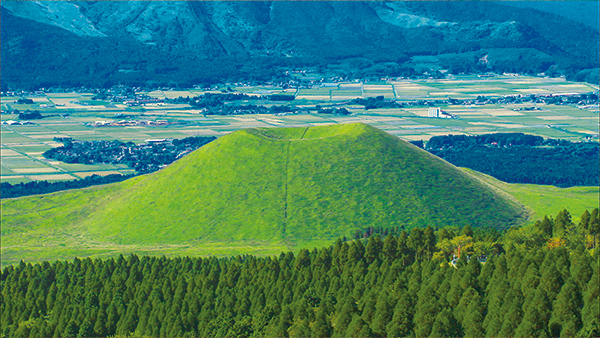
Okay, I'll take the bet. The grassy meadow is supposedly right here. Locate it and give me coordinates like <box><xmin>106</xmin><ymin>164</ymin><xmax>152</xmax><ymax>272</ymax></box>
<box><xmin>1</xmin><ymin>123</ymin><xmax>538</xmax><ymax>267</ymax></box>
<box><xmin>1</xmin><ymin>76</ymin><xmax>598</xmax><ymax>267</ymax></box>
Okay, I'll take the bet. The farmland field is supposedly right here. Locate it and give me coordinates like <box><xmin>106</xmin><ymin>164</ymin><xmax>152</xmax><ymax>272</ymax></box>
<box><xmin>1</xmin><ymin>75</ymin><xmax>598</xmax><ymax>183</ymax></box>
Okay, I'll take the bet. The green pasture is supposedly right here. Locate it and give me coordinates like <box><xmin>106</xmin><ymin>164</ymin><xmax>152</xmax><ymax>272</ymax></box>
<box><xmin>2</xmin><ymin>76</ymin><xmax>598</xmax><ymax>185</ymax></box>
<box><xmin>1</xmin><ymin>165</ymin><xmax>17</xmax><ymax>175</ymax></box>
<box><xmin>42</xmin><ymin>124</ymin><xmax>94</xmax><ymax>132</ymax></box>
<box><xmin>10</xmin><ymin>144</ymin><xmax>53</xmax><ymax>153</ymax></box>
<box><xmin>2</xmin><ymin>124</ymin><xmax>596</xmax><ymax>267</ymax></box>
<box><xmin>297</xmin><ymin>88</ymin><xmax>332</xmax><ymax>95</ymax></box>
<box><xmin>1</xmin><ymin>177</ymin><xmax>33</xmax><ymax>185</ymax></box>
<box><xmin>364</xmin><ymin>92</ymin><xmax>395</xmax><ymax>99</ymax></box>
<box><xmin>55</xmin><ymin>163</ymin><xmax>128</xmax><ymax>172</ymax></box>
<box><xmin>2</xmin><ymin>124</ymin><xmax>525</xmax><ymax>267</ymax></box>
<box><xmin>1</xmin><ymin>132</ymin><xmax>36</xmax><ymax>144</ymax></box>
<box><xmin>1</xmin><ymin>156</ymin><xmax>52</xmax><ymax>169</ymax></box>
<box><xmin>46</xmin><ymin>93</ymin><xmax>82</xmax><ymax>98</ymax></box>
<box><xmin>464</xmin><ymin>169</ymin><xmax>599</xmax><ymax>224</ymax></box>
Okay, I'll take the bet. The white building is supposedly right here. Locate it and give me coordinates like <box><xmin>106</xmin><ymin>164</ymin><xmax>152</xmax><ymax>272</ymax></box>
<box><xmin>428</xmin><ymin>107</ymin><xmax>456</xmax><ymax>119</ymax></box>
<box><xmin>428</xmin><ymin>107</ymin><xmax>441</xmax><ymax>117</ymax></box>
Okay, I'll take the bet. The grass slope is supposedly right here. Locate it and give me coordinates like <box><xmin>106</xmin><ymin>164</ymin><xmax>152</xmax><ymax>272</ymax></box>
<box><xmin>3</xmin><ymin>123</ymin><xmax>573</xmax><ymax>267</ymax></box>
<box><xmin>463</xmin><ymin>168</ymin><xmax>600</xmax><ymax>224</ymax></box>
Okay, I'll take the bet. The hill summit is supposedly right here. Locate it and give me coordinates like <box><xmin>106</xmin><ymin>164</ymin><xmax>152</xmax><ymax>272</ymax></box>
<box><xmin>77</xmin><ymin>123</ymin><xmax>523</xmax><ymax>249</ymax></box>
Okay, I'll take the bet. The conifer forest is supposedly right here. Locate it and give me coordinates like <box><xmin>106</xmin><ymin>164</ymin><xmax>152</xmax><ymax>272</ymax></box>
<box><xmin>2</xmin><ymin>209</ymin><xmax>598</xmax><ymax>338</ymax></box>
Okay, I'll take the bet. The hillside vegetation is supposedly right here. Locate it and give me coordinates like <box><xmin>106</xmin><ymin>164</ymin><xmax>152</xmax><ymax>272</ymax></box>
<box><xmin>2</xmin><ymin>123</ymin><xmax>531</xmax><ymax>265</ymax></box>
<box><xmin>2</xmin><ymin>208</ymin><xmax>599</xmax><ymax>338</ymax></box>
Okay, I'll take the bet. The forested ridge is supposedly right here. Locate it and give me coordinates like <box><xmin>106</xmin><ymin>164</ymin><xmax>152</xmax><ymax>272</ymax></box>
<box><xmin>0</xmin><ymin>174</ymin><xmax>133</xmax><ymax>199</ymax></box>
<box><xmin>424</xmin><ymin>133</ymin><xmax>599</xmax><ymax>187</ymax></box>
<box><xmin>2</xmin><ymin>209</ymin><xmax>598</xmax><ymax>338</ymax></box>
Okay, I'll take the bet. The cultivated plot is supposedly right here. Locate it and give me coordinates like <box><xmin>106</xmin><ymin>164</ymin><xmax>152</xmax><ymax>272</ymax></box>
<box><xmin>2</xmin><ymin>76</ymin><xmax>597</xmax><ymax>183</ymax></box>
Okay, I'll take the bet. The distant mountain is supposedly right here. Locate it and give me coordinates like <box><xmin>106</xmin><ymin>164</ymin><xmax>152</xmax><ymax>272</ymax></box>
<box><xmin>498</xmin><ymin>1</ymin><xmax>599</xmax><ymax>31</ymax></box>
<box><xmin>1</xmin><ymin>1</ymin><xmax>598</xmax><ymax>89</ymax></box>
<box><xmin>2</xmin><ymin>123</ymin><xmax>525</xmax><ymax>261</ymax></box>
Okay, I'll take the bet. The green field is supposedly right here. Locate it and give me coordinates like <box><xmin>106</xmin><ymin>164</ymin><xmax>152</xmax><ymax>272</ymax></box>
<box><xmin>464</xmin><ymin>169</ymin><xmax>599</xmax><ymax>224</ymax></box>
<box><xmin>3</xmin><ymin>123</ymin><xmax>597</xmax><ymax>268</ymax></box>
<box><xmin>1</xmin><ymin>123</ymin><xmax>541</xmax><ymax>267</ymax></box>
<box><xmin>2</xmin><ymin>76</ymin><xmax>598</xmax><ymax>183</ymax></box>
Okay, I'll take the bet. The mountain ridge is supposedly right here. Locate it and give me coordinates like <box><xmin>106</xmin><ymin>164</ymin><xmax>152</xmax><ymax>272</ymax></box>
<box><xmin>2</xmin><ymin>1</ymin><xmax>598</xmax><ymax>88</ymax></box>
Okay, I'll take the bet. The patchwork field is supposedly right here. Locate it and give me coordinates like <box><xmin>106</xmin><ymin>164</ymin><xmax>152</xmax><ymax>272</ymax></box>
<box><xmin>2</xmin><ymin>75</ymin><xmax>598</xmax><ymax>183</ymax></box>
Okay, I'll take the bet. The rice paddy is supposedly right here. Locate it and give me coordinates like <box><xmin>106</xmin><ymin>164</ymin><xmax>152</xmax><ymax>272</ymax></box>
<box><xmin>2</xmin><ymin>75</ymin><xmax>598</xmax><ymax>183</ymax></box>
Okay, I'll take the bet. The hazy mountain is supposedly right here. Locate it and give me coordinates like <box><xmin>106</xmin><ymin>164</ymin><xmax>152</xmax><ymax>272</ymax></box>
<box><xmin>498</xmin><ymin>1</ymin><xmax>599</xmax><ymax>31</ymax></box>
<box><xmin>1</xmin><ymin>1</ymin><xmax>598</xmax><ymax>89</ymax></box>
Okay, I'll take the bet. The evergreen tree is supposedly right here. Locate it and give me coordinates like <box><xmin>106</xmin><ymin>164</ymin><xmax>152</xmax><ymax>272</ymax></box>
<box><xmin>461</xmin><ymin>224</ymin><xmax>474</xmax><ymax>238</ymax></box>
<box><xmin>549</xmin><ymin>280</ymin><xmax>583</xmax><ymax>338</ymax></box>
<box><xmin>397</xmin><ymin>231</ymin><xmax>412</xmax><ymax>266</ymax></box>
<box><xmin>520</xmin><ymin>263</ymin><xmax>540</xmax><ymax>300</ymax></box>
<box><xmin>311</xmin><ymin>307</ymin><xmax>332</xmax><ymax>338</ymax></box>
<box><xmin>462</xmin><ymin>292</ymin><xmax>485</xmax><ymax>338</ymax></box>
<box><xmin>345</xmin><ymin>314</ymin><xmax>373</xmax><ymax>338</ymax></box>
<box><xmin>365</xmin><ymin>236</ymin><xmax>383</xmax><ymax>264</ymax></box>
<box><xmin>553</xmin><ymin>209</ymin><xmax>573</xmax><ymax>238</ymax></box>
<box><xmin>589</xmin><ymin>208</ymin><xmax>600</xmax><ymax>248</ymax></box>
<box><xmin>424</xmin><ymin>226</ymin><xmax>437</xmax><ymax>259</ymax></box>
<box><xmin>454</xmin><ymin>287</ymin><xmax>478</xmax><ymax>324</ymax></box>
<box><xmin>514</xmin><ymin>287</ymin><xmax>551</xmax><ymax>337</ymax></box>
<box><xmin>540</xmin><ymin>261</ymin><xmax>563</xmax><ymax>301</ymax></box>
<box><xmin>430</xmin><ymin>308</ymin><xmax>461</xmax><ymax>338</ymax></box>
<box><xmin>382</xmin><ymin>235</ymin><xmax>398</xmax><ymax>261</ymax></box>
<box><xmin>370</xmin><ymin>291</ymin><xmax>392</xmax><ymax>337</ymax></box>
<box><xmin>579</xmin><ymin>210</ymin><xmax>591</xmax><ymax>231</ymax></box>
<box><xmin>62</xmin><ymin>320</ymin><xmax>78</xmax><ymax>338</ymax></box>
<box><xmin>333</xmin><ymin>297</ymin><xmax>356</xmax><ymax>337</ymax></box>
<box><xmin>386</xmin><ymin>292</ymin><xmax>413</xmax><ymax>338</ymax></box>
<box><xmin>413</xmin><ymin>285</ymin><xmax>439</xmax><ymax>337</ymax></box>
<box><xmin>579</xmin><ymin>260</ymin><xmax>599</xmax><ymax>338</ymax></box>
<box><xmin>569</xmin><ymin>246</ymin><xmax>592</xmax><ymax>293</ymax></box>
<box><xmin>408</xmin><ymin>228</ymin><xmax>425</xmax><ymax>261</ymax></box>
<box><xmin>497</xmin><ymin>284</ymin><xmax>524</xmax><ymax>337</ymax></box>
<box><xmin>537</xmin><ymin>215</ymin><xmax>554</xmax><ymax>237</ymax></box>
<box><xmin>77</xmin><ymin>320</ymin><xmax>94</xmax><ymax>338</ymax></box>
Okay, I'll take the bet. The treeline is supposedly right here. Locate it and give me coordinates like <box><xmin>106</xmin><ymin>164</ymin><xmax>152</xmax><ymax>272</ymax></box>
<box><xmin>424</xmin><ymin>133</ymin><xmax>599</xmax><ymax>187</ymax></box>
<box><xmin>350</xmin><ymin>96</ymin><xmax>401</xmax><ymax>110</ymax></box>
<box><xmin>202</xmin><ymin>104</ymin><xmax>298</xmax><ymax>116</ymax></box>
<box><xmin>12</xmin><ymin>110</ymin><xmax>59</xmax><ymax>120</ymax></box>
<box><xmin>0</xmin><ymin>174</ymin><xmax>133</xmax><ymax>199</ymax></box>
<box><xmin>43</xmin><ymin>136</ymin><xmax>216</xmax><ymax>174</ymax></box>
<box><xmin>1</xmin><ymin>209</ymin><xmax>598</xmax><ymax>338</ymax></box>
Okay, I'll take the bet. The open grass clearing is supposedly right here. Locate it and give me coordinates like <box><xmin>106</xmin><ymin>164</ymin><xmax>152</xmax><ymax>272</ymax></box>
<box><xmin>481</xmin><ymin>109</ymin><xmax>525</xmax><ymax>116</ymax></box>
<box><xmin>468</xmin><ymin>122</ymin><xmax>528</xmax><ymax>128</ymax></box>
<box><xmin>1</xmin><ymin>148</ymin><xmax>21</xmax><ymax>156</ymax></box>
<box><xmin>1</xmin><ymin>133</ymin><xmax>37</xmax><ymax>144</ymax></box>
<box><xmin>24</xmin><ymin>174</ymin><xmax>76</xmax><ymax>181</ymax></box>
<box><xmin>536</xmin><ymin>115</ymin><xmax>579</xmax><ymax>121</ymax></box>
<box><xmin>364</xmin><ymin>92</ymin><xmax>395</xmax><ymax>98</ymax></box>
<box><xmin>1</xmin><ymin>166</ymin><xmax>17</xmax><ymax>175</ymax></box>
<box><xmin>0</xmin><ymin>176</ymin><xmax>32</xmax><ymax>184</ymax></box>
<box><xmin>56</xmin><ymin>163</ymin><xmax>128</xmax><ymax>171</ymax></box>
<box><xmin>296</xmin><ymin>95</ymin><xmax>331</xmax><ymax>100</ymax></box>
<box><xmin>464</xmin><ymin>169</ymin><xmax>599</xmax><ymax>224</ymax></box>
<box><xmin>12</xmin><ymin>167</ymin><xmax>60</xmax><ymax>174</ymax></box>
<box><xmin>563</xmin><ymin>128</ymin><xmax>599</xmax><ymax>135</ymax></box>
<box><xmin>26</xmin><ymin>133</ymin><xmax>65</xmax><ymax>140</ymax></box>
<box><xmin>75</xmin><ymin>171</ymin><xmax>124</xmax><ymax>178</ymax></box>
<box><xmin>46</xmin><ymin>93</ymin><xmax>82</xmax><ymax>98</ymax></box>
<box><xmin>2</xmin><ymin>157</ymin><xmax>52</xmax><ymax>168</ymax></box>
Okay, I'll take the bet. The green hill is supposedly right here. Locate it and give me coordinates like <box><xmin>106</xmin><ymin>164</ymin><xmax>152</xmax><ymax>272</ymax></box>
<box><xmin>2</xmin><ymin>123</ymin><xmax>527</xmax><ymax>265</ymax></box>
